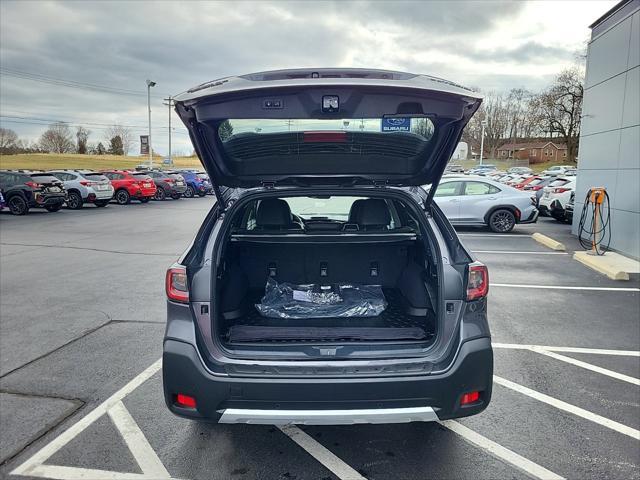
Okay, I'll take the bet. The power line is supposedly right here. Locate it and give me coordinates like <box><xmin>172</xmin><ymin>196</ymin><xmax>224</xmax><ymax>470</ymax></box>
<box><xmin>0</xmin><ymin>67</ymin><xmax>169</xmax><ymax>98</ymax></box>
<box><xmin>0</xmin><ymin>114</ymin><xmax>186</xmax><ymax>131</ymax></box>
<box><xmin>0</xmin><ymin>117</ymin><xmax>190</xmax><ymax>135</ymax></box>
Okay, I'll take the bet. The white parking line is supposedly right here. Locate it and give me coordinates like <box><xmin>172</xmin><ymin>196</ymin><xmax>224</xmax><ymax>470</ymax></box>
<box><xmin>11</xmin><ymin>359</ymin><xmax>165</xmax><ymax>479</ymax></box>
<box><xmin>494</xmin><ymin>375</ymin><xmax>640</xmax><ymax>440</ymax></box>
<box><xmin>11</xmin><ymin>347</ymin><xmax>638</xmax><ymax>480</ymax></box>
<box><xmin>493</xmin><ymin>343</ymin><xmax>640</xmax><ymax>356</ymax></box>
<box><xmin>279</xmin><ymin>425</ymin><xmax>366</xmax><ymax>480</ymax></box>
<box><xmin>108</xmin><ymin>401</ymin><xmax>171</xmax><ymax>478</ymax></box>
<box><xmin>473</xmin><ymin>251</ymin><xmax>568</xmax><ymax>255</ymax></box>
<box><xmin>458</xmin><ymin>234</ymin><xmax>533</xmax><ymax>238</ymax></box>
<box><xmin>442</xmin><ymin>420</ymin><xmax>565</xmax><ymax>480</ymax></box>
<box><xmin>491</xmin><ymin>283</ymin><xmax>640</xmax><ymax>292</ymax></box>
<box><xmin>529</xmin><ymin>347</ymin><xmax>640</xmax><ymax>386</ymax></box>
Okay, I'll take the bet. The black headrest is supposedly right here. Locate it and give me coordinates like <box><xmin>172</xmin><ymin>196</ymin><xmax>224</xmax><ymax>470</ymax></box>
<box><xmin>256</xmin><ymin>199</ymin><xmax>292</xmax><ymax>227</ymax></box>
<box><xmin>354</xmin><ymin>199</ymin><xmax>391</xmax><ymax>227</ymax></box>
<box><xmin>347</xmin><ymin>199</ymin><xmax>366</xmax><ymax>223</ymax></box>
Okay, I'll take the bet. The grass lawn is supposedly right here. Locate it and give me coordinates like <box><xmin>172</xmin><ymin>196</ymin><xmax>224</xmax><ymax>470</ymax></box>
<box><xmin>0</xmin><ymin>153</ymin><xmax>203</xmax><ymax>171</ymax></box>
<box><xmin>1</xmin><ymin>153</ymin><xmax>575</xmax><ymax>176</ymax></box>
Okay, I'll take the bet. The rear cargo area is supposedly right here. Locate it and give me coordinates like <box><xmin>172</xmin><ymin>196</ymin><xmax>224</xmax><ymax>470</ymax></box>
<box><xmin>217</xmin><ymin>237</ymin><xmax>438</xmax><ymax>346</ymax></box>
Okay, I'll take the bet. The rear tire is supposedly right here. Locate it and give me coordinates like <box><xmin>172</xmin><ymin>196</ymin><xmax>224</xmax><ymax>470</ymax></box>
<box><xmin>198</xmin><ymin>190</ymin><xmax>206</xmax><ymax>197</ymax></box>
<box><xmin>154</xmin><ymin>187</ymin><xmax>166</xmax><ymax>201</ymax></box>
<box><xmin>171</xmin><ymin>193</ymin><xmax>181</xmax><ymax>200</ymax></box>
<box><xmin>8</xmin><ymin>195</ymin><xmax>28</xmax><ymax>215</ymax></box>
<box><xmin>488</xmin><ymin>209</ymin><xmax>516</xmax><ymax>233</ymax></box>
<box><xmin>95</xmin><ymin>200</ymin><xmax>109</xmax><ymax>207</ymax></box>
<box><xmin>184</xmin><ymin>185</ymin><xmax>195</xmax><ymax>198</ymax></box>
<box><xmin>66</xmin><ymin>191</ymin><xmax>83</xmax><ymax>210</ymax></box>
<box><xmin>45</xmin><ymin>203</ymin><xmax>62</xmax><ymax>212</ymax></box>
<box><xmin>115</xmin><ymin>189</ymin><xmax>131</xmax><ymax>205</ymax></box>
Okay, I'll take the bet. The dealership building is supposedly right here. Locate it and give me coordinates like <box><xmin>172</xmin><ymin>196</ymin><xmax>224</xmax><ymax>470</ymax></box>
<box><xmin>572</xmin><ymin>0</ymin><xmax>640</xmax><ymax>259</ymax></box>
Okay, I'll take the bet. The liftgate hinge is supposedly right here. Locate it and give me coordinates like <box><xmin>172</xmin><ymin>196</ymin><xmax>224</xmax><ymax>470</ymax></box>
<box><xmin>261</xmin><ymin>181</ymin><xmax>276</xmax><ymax>189</ymax></box>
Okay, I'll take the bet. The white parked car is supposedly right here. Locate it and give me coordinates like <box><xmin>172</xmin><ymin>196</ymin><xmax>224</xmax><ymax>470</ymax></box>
<box><xmin>541</xmin><ymin>165</ymin><xmax>575</xmax><ymax>176</ymax></box>
<box><xmin>431</xmin><ymin>176</ymin><xmax>539</xmax><ymax>232</ymax></box>
<box><xmin>538</xmin><ymin>177</ymin><xmax>576</xmax><ymax>220</ymax></box>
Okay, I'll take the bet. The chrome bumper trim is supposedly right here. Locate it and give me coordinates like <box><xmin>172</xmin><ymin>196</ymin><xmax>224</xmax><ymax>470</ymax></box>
<box><xmin>218</xmin><ymin>406</ymin><xmax>439</xmax><ymax>425</ymax></box>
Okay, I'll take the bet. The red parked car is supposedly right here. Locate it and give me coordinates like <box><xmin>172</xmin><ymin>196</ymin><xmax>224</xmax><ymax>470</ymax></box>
<box><xmin>514</xmin><ymin>175</ymin><xmax>543</xmax><ymax>190</ymax></box>
<box><xmin>101</xmin><ymin>170</ymin><xmax>157</xmax><ymax>204</ymax></box>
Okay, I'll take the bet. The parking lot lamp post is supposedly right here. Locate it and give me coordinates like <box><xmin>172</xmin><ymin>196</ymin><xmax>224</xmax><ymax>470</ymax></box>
<box><xmin>146</xmin><ymin>79</ymin><xmax>156</xmax><ymax>167</ymax></box>
<box><xmin>479</xmin><ymin>120</ymin><xmax>487</xmax><ymax>166</ymax></box>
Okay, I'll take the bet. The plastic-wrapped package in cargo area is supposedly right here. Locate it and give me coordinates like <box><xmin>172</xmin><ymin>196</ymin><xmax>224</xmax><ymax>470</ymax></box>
<box><xmin>255</xmin><ymin>278</ymin><xmax>387</xmax><ymax>319</ymax></box>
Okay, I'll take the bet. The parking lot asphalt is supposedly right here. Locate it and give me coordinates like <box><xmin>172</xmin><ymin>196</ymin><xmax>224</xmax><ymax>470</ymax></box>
<box><xmin>1</xmin><ymin>200</ymin><xmax>639</xmax><ymax>480</ymax></box>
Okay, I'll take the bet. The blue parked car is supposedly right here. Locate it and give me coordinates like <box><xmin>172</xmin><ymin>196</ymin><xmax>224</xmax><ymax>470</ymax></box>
<box><xmin>168</xmin><ymin>170</ymin><xmax>212</xmax><ymax>198</ymax></box>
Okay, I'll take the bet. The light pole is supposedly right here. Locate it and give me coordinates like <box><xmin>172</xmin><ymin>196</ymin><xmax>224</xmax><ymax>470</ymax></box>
<box><xmin>146</xmin><ymin>79</ymin><xmax>156</xmax><ymax>167</ymax></box>
<box><xmin>479</xmin><ymin>120</ymin><xmax>487</xmax><ymax>166</ymax></box>
<box><xmin>163</xmin><ymin>96</ymin><xmax>173</xmax><ymax>165</ymax></box>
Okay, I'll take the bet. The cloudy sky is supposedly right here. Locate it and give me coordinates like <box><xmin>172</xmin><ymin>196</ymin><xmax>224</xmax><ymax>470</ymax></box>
<box><xmin>0</xmin><ymin>0</ymin><xmax>615</xmax><ymax>156</ymax></box>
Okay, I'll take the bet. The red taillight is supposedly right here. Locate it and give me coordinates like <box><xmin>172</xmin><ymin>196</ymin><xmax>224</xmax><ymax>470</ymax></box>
<box><xmin>467</xmin><ymin>262</ymin><xmax>489</xmax><ymax>301</ymax></box>
<box><xmin>25</xmin><ymin>181</ymin><xmax>41</xmax><ymax>189</ymax></box>
<box><xmin>165</xmin><ymin>178</ymin><xmax>175</xmax><ymax>183</ymax></box>
<box><xmin>175</xmin><ymin>393</ymin><xmax>197</xmax><ymax>408</ymax></box>
<box><xmin>166</xmin><ymin>266</ymin><xmax>189</xmax><ymax>303</ymax></box>
<box><xmin>461</xmin><ymin>391</ymin><xmax>480</xmax><ymax>405</ymax></box>
<box><xmin>303</xmin><ymin>131</ymin><xmax>347</xmax><ymax>143</ymax></box>
<box><xmin>553</xmin><ymin>187</ymin><xmax>570</xmax><ymax>194</ymax></box>
<box><xmin>79</xmin><ymin>181</ymin><xmax>95</xmax><ymax>186</ymax></box>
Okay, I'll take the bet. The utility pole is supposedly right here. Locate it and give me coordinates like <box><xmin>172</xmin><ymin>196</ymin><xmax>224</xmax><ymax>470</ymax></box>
<box><xmin>146</xmin><ymin>79</ymin><xmax>156</xmax><ymax>167</ymax></box>
<box><xmin>163</xmin><ymin>97</ymin><xmax>174</xmax><ymax>165</ymax></box>
<box><xmin>479</xmin><ymin>120</ymin><xmax>487</xmax><ymax>166</ymax></box>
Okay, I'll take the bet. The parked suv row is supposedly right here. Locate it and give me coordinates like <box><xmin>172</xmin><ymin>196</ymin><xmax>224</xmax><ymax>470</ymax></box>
<box><xmin>0</xmin><ymin>168</ymin><xmax>215</xmax><ymax>215</ymax></box>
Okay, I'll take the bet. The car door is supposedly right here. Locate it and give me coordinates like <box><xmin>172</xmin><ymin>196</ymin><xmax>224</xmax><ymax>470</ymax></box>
<box><xmin>458</xmin><ymin>181</ymin><xmax>501</xmax><ymax>223</ymax></box>
<box><xmin>433</xmin><ymin>180</ymin><xmax>464</xmax><ymax>222</ymax></box>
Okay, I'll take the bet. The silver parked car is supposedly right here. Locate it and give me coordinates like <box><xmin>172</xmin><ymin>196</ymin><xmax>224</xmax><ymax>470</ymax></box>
<box><xmin>49</xmin><ymin>170</ymin><xmax>114</xmax><ymax>209</ymax></box>
<box><xmin>431</xmin><ymin>176</ymin><xmax>538</xmax><ymax>232</ymax></box>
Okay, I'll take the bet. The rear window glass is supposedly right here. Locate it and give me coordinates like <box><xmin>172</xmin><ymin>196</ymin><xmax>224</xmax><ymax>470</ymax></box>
<box><xmin>216</xmin><ymin>117</ymin><xmax>436</xmax><ymax>178</ymax></box>
<box><xmin>549</xmin><ymin>179</ymin><xmax>569</xmax><ymax>187</ymax></box>
<box><xmin>132</xmin><ymin>172</ymin><xmax>150</xmax><ymax>177</ymax></box>
<box><xmin>29</xmin><ymin>174</ymin><xmax>60</xmax><ymax>183</ymax></box>
<box><xmin>528</xmin><ymin>178</ymin><xmax>544</xmax><ymax>186</ymax></box>
<box><xmin>82</xmin><ymin>173</ymin><xmax>107</xmax><ymax>180</ymax></box>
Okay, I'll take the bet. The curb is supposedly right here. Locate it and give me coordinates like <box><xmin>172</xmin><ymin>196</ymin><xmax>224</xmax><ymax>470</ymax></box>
<box><xmin>532</xmin><ymin>233</ymin><xmax>566</xmax><ymax>251</ymax></box>
<box><xmin>573</xmin><ymin>251</ymin><xmax>630</xmax><ymax>281</ymax></box>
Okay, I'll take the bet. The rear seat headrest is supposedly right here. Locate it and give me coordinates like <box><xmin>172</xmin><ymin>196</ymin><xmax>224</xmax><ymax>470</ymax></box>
<box><xmin>354</xmin><ymin>199</ymin><xmax>391</xmax><ymax>228</ymax></box>
<box><xmin>256</xmin><ymin>199</ymin><xmax>292</xmax><ymax>228</ymax></box>
<box><xmin>348</xmin><ymin>199</ymin><xmax>366</xmax><ymax>223</ymax></box>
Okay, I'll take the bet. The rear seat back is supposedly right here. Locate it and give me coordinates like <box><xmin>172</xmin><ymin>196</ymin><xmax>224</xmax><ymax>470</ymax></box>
<box><xmin>232</xmin><ymin>241</ymin><xmax>411</xmax><ymax>289</ymax></box>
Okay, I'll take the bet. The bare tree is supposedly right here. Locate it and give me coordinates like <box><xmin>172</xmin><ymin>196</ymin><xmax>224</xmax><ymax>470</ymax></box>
<box><xmin>105</xmin><ymin>124</ymin><xmax>133</xmax><ymax>155</ymax></box>
<box><xmin>0</xmin><ymin>128</ymin><xmax>20</xmax><ymax>153</ymax></box>
<box><xmin>76</xmin><ymin>126</ymin><xmax>91</xmax><ymax>154</ymax></box>
<box><xmin>532</xmin><ymin>67</ymin><xmax>584</xmax><ymax>161</ymax></box>
<box><xmin>39</xmin><ymin>122</ymin><xmax>75</xmax><ymax>153</ymax></box>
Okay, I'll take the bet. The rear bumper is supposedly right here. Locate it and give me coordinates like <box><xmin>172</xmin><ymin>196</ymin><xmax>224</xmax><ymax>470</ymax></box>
<box><xmin>35</xmin><ymin>193</ymin><xmax>66</xmax><ymax>206</ymax></box>
<box><xmin>133</xmin><ymin>188</ymin><xmax>156</xmax><ymax>198</ymax></box>
<box><xmin>519</xmin><ymin>208</ymin><xmax>539</xmax><ymax>224</ymax></box>
<box><xmin>162</xmin><ymin>337</ymin><xmax>493</xmax><ymax>424</ymax></box>
<box><xmin>170</xmin><ymin>185</ymin><xmax>188</xmax><ymax>194</ymax></box>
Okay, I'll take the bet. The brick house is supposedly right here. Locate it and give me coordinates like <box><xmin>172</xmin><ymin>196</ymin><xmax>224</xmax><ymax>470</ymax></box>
<box><xmin>496</xmin><ymin>141</ymin><xmax>568</xmax><ymax>164</ymax></box>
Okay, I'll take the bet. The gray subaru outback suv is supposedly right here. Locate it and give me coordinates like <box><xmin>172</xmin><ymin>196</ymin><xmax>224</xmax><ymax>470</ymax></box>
<box><xmin>163</xmin><ymin>68</ymin><xmax>492</xmax><ymax>425</ymax></box>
